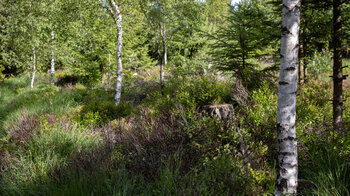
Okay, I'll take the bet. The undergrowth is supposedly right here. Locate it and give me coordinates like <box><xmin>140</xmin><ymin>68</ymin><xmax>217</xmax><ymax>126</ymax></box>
<box><xmin>0</xmin><ymin>69</ymin><xmax>349</xmax><ymax>195</ymax></box>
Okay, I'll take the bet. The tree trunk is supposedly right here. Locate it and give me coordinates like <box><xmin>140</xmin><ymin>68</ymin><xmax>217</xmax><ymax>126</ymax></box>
<box><xmin>332</xmin><ymin>0</ymin><xmax>344</xmax><ymax>133</ymax></box>
<box><xmin>51</xmin><ymin>30</ymin><xmax>55</xmax><ymax>85</ymax></box>
<box><xmin>298</xmin><ymin>21</ymin><xmax>304</xmax><ymax>84</ymax></box>
<box><xmin>109</xmin><ymin>1</ymin><xmax>123</xmax><ymax>107</ymax></box>
<box><xmin>108</xmin><ymin>51</ymin><xmax>111</xmax><ymax>88</ymax></box>
<box><xmin>275</xmin><ymin>0</ymin><xmax>301</xmax><ymax>195</ymax></box>
<box><xmin>30</xmin><ymin>47</ymin><xmax>36</xmax><ymax>89</ymax></box>
<box><xmin>298</xmin><ymin>42</ymin><xmax>304</xmax><ymax>84</ymax></box>
<box><xmin>302</xmin><ymin>38</ymin><xmax>307</xmax><ymax>82</ymax></box>
<box><xmin>160</xmin><ymin>24</ymin><xmax>166</xmax><ymax>88</ymax></box>
<box><xmin>298</xmin><ymin>6</ymin><xmax>303</xmax><ymax>84</ymax></box>
<box><xmin>154</xmin><ymin>26</ymin><xmax>163</xmax><ymax>87</ymax></box>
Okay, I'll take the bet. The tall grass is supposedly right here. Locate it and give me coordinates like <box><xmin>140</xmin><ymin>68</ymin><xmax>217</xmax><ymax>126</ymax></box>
<box><xmin>0</xmin><ymin>115</ymin><xmax>102</xmax><ymax>196</ymax></box>
<box><xmin>299</xmin><ymin>144</ymin><xmax>350</xmax><ymax>196</ymax></box>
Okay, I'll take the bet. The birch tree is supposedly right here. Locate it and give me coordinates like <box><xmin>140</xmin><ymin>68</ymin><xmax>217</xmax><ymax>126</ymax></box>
<box><xmin>275</xmin><ymin>0</ymin><xmax>301</xmax><ymax>195</ymax></box>
<box><xmin>108</xmin><ymin>0</ymin><xmax>123</xmax><ymax>106</ymax></box>
<box><xmin>29</xmin><ymin>0</ymin><xmax>36</xmax><ymax>88</ymax></box>
<box><xmin>145</xmin><ymin>0</ymin><xmax>168</xmax><ymax>88</ymax></box>
<box><xmin>30</xmin><ymin>48</ymin><xmax>36</xmax><ymax>88</ymax></box>
<box><xmin>50</xmin><ymin>30</ymin><xmax>55</xmax><ymax>85</ymax></box>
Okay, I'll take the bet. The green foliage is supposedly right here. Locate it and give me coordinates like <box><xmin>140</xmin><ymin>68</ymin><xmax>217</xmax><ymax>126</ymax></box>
<box><xmin>205</xmin><ymin>0</ymin><xmax>231</xmax><ymax>27</ymax></box>
<box><xmin>243</xmin><ymin>82</ymin><xmax>278</xmax><ymax>148</ymax></box>
<box><xmin>145</xmin><ymin>75</ymin><xmax>232</xmax><ymax>114</ymax></box>
<box><xmin>0</xmin><ymin>0</ymin><xmax>349</xmax><ymax>194</ymax></box>
<box><xmin>297</xmin><ymin>81</ymin><xmax>333</xmax><ymax>130</ymax></box>
<box><xmin>78</xmin><ymin>101</ymin><xmax>132</xmax><ymax>127</ymax></box>
<box><xmin>308</xmin><ymin>50</ymin><xmax>333</xmax><ymax>77</ymax></box>
<box><xmin>0</xmin><ymin>65</ymin><xmax>5</xmax><ymax>82</ymax></box>
<box><xmin>246</xmin><ymin>82</ymin><xmax>277</xmax><ymax>128</ymax></box>
<box><xmin>299</xmin><ymin>141</ymin><xmax>350</xmax><ymax>196</ymax></box>
<box><xmin>209</xmin><ymin>0</ymin><xmax>277</xmax><ymax>84</ymax></box>
<box><xmin>171</xmin><ymin>77</ymin><xmax>230</xmax><ymax>107</ymax></box>
<box><xmin>1</xmin><ymin>66</ymin><xmax>349</xmax><ymax>195</ymax></box>
<box><xmin>0</xmin><ymin>116</ymin><xmax>102</xmax><ymax>196</ymax></box>
<box><xmin>186</xmin><ymin>157</ymin><xmax>253</xmax><ymax>195</ymax></box>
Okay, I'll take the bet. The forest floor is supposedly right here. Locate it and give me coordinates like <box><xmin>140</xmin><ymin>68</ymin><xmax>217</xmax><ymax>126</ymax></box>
<box><xmin>0</xmin><ymin>64</ymin><xmax>349</xmax><ymax>195</ymax></box>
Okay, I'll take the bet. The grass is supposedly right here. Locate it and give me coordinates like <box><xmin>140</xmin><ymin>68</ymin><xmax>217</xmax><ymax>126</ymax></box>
<box><xmin>0</xmin><ymin>66</ymin><xmax>349</xmax><ymax>195</ymax></box>
<box><xmin>299</xmin><ymin>145</ymin><xmax>350</xmax><ymax>196</ymax></box>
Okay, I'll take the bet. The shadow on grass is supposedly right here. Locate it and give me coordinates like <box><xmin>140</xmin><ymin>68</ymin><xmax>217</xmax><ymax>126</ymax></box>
<box><xmin>0</xmin><ymin>111</ymin><xmax>183</xmax><ymax>196</ymax></box>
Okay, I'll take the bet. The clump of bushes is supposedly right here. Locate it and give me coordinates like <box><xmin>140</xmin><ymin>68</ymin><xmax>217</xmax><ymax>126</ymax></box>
<box><xmin>78</xmin><ymin>101</ymin><xmax>133</xmax><ymax>127</ymax></box>
<box><xmin>0</xmin><ymin>65</ymin><xmax>5</xmax><ymax>82</ymax></box>
<box><xmin>56</xmin><ymin>72</ymin><xmax>81</xmax><ymax>86</ymax></box>
<box><xmin>145</xmin><ymin>75</ymin><xmax>233</xmax><ymax>116</ymax></box>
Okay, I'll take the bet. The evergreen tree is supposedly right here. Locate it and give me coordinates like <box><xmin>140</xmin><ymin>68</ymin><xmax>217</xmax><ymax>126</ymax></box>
<box><xmin>210</xmin><ymin>0</ymin><xmax>276</xmax><ymax>87</ymax></box>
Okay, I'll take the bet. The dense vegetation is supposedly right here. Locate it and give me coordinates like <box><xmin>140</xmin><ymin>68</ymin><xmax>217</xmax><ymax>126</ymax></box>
<box><xmin>0</xmin><ymin>0</ymin><xmax>349</xmax><ymax>195</ymax></box>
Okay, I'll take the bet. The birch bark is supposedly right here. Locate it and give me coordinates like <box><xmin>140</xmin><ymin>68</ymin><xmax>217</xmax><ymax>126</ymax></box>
<box><xmin>109</xmin><ymin>1</ymin><xmax>123</xmax><ymax>106</ymax></box>
<box><xmin>30</xmin><ymin>48</ymin><xmax>36</xmax><ymax>89</ymax></box>
<box><xmin>275</xmin><ymin>0</ymin><xmax>300</xmax><ymax>195</ymax></box>
<box><xmin>51</xmin><ymin>30</ymin><xmax>55</xmax><ymax>85</ymax></box>
<box><xmin>108</xmin><ymin>51</ymin><xmax>111</xmax><ymax>88</ymax></box>
<box><xmin>159</xmin><ymin>24</ymin><xmax>167</xmax><ymax>88</ymax></box>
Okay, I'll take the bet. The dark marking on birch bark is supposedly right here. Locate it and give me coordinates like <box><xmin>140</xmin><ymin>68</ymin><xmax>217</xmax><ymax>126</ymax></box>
<box><xmin>280</xmin><ymin>152</ymin><xmax>296</xmax><ymax>156</ymax></box>
<box><xmin>279</xmin><ymin>81</ymin><xmax>289</xmax><ymax>85</ymax></box>
<box><xmin>278</xmin><ymin>137</ymin><xmax>297</xmax><ymax>143</ymax></box>
<box><xmin>285</xmin><ymin>67</ymin><xmax>296</xmax><ymax>71</ymax></box>
<box><xmin>293</xmin><ymin>44</ymin><xmax>299</xmax><ymax>52</ymax></box>
<box><xmin>281</xmin><ymin>26</ymin><xmax>290</xmax><ymax>35</ymax></box>
<box><xmin>277</xmin><ymin>123</ymin><xmax>283</xmax><ymax>134</ymax></box>
<box><xmin>277</xmin><ymin>178</ymin><xmax>288</xmax><ymax>192</ymax></box>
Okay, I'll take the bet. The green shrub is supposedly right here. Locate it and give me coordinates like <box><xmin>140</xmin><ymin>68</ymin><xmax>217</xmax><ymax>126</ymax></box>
<box><xmin>297</xmin><ymin>81</ymin><xmax>333</xmax><ymax>131</ymax></box>
<box><xmin>79</xmin><ymin>101</ymin><xmax>132</xmax><ymax>127</ymax></box>
<box><xmin>0</xmin><ymin>65</ymin><xmax>5</xmax><ymax>82</ymax></box>
<box><xmin>145</xmin><ymin>75</ymin><xmax>232</xmax><ymax>115</ymax></box>
<box><xmin>186</xmin><ymin>157</ymin><xmax>253</xmax><ymax>195</ymax></box>
<box><xmin>308</xmin><ymin>50</ymin><xmax>333</xmax><ymax>77</ymax></box>
<box><xmin>56</xmin><ymin>72</ymin><xmax>81</xmax><ymax>86</ymax></box>
<box><xmin>246</xmin><ymin>82</ymin><xmax>277</xmax><ymax>128</ymax></box>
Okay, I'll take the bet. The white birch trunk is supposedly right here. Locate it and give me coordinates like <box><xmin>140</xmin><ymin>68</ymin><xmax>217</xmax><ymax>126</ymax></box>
<box><xmin>51</xmin><ymin>30</ymin><xmax>55</xmax><ymax>85</ymax></box>
<box><xmin>108</xmin><ymin>51</ymin><xmax>111</xmax><ymax>88</ymax></box>
<box><xmin>275</xmin><ymin>0</ymin><xmax>301</xmax><ymax>195</ymax></box>
<box><xmin>109</xmin><ymin>1</ymin><xmax>123</xmax><ymax>106</ymax></box>
<box><xmin>30</xmin><ymin>48</ymin><xmax>36</xmax><ymax>89</ymax></box>
<box><xmin>160</xmin><ymin>24</ymin><xmax>166</xmax><ymax>87</ymax></box>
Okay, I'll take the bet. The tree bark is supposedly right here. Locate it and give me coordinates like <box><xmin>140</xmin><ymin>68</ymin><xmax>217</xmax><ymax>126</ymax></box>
<box><xmin>332</xmin><ymin>0</ymin><xmax>344</xmax><ymax>133</ymax></box>
<box><xmin>154</xmin><ymin>26</ymin><xmax>163</xmax><ymax>87</ymax></box>
<box><xmin>298</xmin><ymin>17</ymin><xmax>304</xmax><ymax>84</ymax></box>
<box><xmin>275</xmin><ymin>0</ymin><xmax>301</xmax><ymax>195</ymax></box>
<box><xmin>302</xmin><ymin>37</ymin><xmax>307</xmax><ymax>82</ymax></box>
<box><xmin>51</xmin><ymin>30</ymin><xmax>55</xmax><ymax>85</ymax></box>
<box><xmin>298</xmin><ymin>5</ymin><xmax>303</xmax><ymax>84</ymax></box>
<box><xmin>298</xmin><ymin>41</ymin><xmax>304</xmax><ymax>84</ymax></box>
<box><xmin>108</xmin><ymin>51</ymin><xmax>111</xmax><ymax>88</ymax></box>
<box><xmin>109</xmin><ymin>1</ymin><xmax>123</xmax><ymax>107</ymax></box>
<box><xmin>159</xmin><ymin>24</ymin><xmax>166</xmax><ymax>88</ymax></box>
<box><xmin>30</xmin><ymin>47</ymin><xmax>36</xmax><ymax>89</ymax></box>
